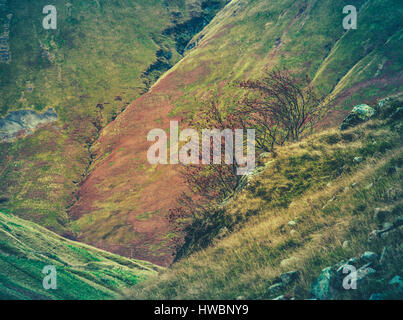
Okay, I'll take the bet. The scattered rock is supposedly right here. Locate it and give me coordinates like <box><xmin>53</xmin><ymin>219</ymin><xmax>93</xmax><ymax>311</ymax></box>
<box><xmin>369</xmin><ymin>293</ymin><xmax>385</xmax><ymax>300</ymax></box>
<box><xmin>290</xmin><ymin>230</ymin><xmax>297</xmax><ymax>236</ymax></box>
<box><xmin>310</xmin><ymin>267</ymin><xmax>334</xmax><ymax>300</ymax></box>
<box><xmin>388</xmin><ymin>275</ymin><xmax>403</xmax><ymax>295</ymax></box>
<box><xmin>353</xmin><ymin>157</ymin><xmax>362</xmax><ymax>163</ymax></box>
<box><xmin>280</xmin><ymin>257</ymin><xmax>297</xmax><ymax>268</ymax></box>
<box><xmin>310</xmin><ymin>244</ymin><xmax>401</xmax><ymax>300</ymax></box>
<box><xmin>368</xmin><ymin>230</ymin><xmax>381</xmax><ymax>241</ymax></box>
<box><xmin>369</xmin><ymin>276</ymin><xmax>403</xmax><ymax>299</ymax></box>
<box><xmin>335</xmin><ymin>262</ymin><xmax>376</xmax><ymax>290</ymax></box>
<box><xmin>377</xmin><ymin>98</ymin><xmax>394</xmax><ymax>116</ymax></box>
<box><xmin>342</xmin><ymin>241</ymin><xmax>349</xmax><ymax>249</ymax></box>
<box><xmin>259</xmin><ymin>152</ymin><xmax>271</xmax><ymax>159</ymax></box>
<box><xmin>347</xmin><ymin>257</ymin><xmax>359</xmax><ymax>267</ymax></box>
<box><xmin>365</xmin><ymin>183</ymin><xmax>374</xmax><ymax>190</ymax></box>
<box><xmin>288</xmin><ymin>220</ymin><xmax>296</xmax><ymax>227</ymax></box>
<box><xmin>267</xmin><ymin>283</ymin><xmax>283</xmax><ymax>296</ymax></box>
<box><xmin>272</xmin><ymin>295</ymin><xmax>285</xmax><ymax>300</ymax></box>
<box><xmin>280</xmin><ymin>271</ymin><xmax>299</xmax><ymax>285</ymax></box>
<box><xmin>340</xmin><ymin>104</ymin><xmax>376</xmax><ymax>130</ymax></box>
<box><xmin>360</xmin><ymin>251</ymin><xmax>378</xmax><ymax>263</ymax></box>
<box><xmin>217</xmin><ymin>227</ymin><xmax>229</xmax><ymax>239</ymax></box>
<box><xmin>336</xmin><ymin>263</ymin><xmax>353</xmax><ymax>274</ymax></box>
<box><xmin>356</xmin><ymin>265</ymin><xmax>376</xmax><ymax>282</ymax></box>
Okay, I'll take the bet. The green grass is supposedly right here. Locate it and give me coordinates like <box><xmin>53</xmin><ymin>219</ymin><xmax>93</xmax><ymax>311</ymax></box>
<box><xmin>0</xmin><ymin>210</ymin><xmax>160</xmax><ymax>300</ymax></box>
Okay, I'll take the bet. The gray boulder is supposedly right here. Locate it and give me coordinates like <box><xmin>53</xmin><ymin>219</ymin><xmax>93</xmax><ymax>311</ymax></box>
<box><xmin>340</xmin><ymin>104</ymin><xmax>376</xmax><ymax>130</ymax></box>
<box><xmin>377</xmin><ymin>96</ymin><xmax>402</xmax><ymax>120</ymax></box>
<box><xmin>369</xmin><ymin>293</ymin><xmax>386</xmax><ymax>300</ymax></box>
<box><xmin>310</xmin><ymin>267</ymin><xmax>334</xmax><ymax>300</ymax></box>
<box><xmin>356</xmin><ymin>265</ymin><xmax>376</xmax><ymax>282</ymax></box>
<box><xmin>388</xmin><ymin>275</ymin><xmax>403</xmax><ymax>296</ymax></box>
<box><xmin>369</xmin><ymin>276</ymin><xmax>403</xmax><ymax>299</ymax></box>
<box><xmin>0</xmin><ymin>108</ymin><xmax>58</xmax><ymax>142</ymax></box>
<box><xmin>360</xmin><ymin>251</ymin><xmax>378</xmax><ymax>263</ymax></box>
<box><xmin>280</xmin><ymin>271</ymin><xmax>299</xmax><ymax>285</ymax></box>
<box><xmin>267</xmin><ymin>283</ymin><xmax>284</xmax><ymax>297</ymax></box>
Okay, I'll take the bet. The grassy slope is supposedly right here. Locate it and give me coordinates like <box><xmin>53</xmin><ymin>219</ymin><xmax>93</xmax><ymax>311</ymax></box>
<box><xmin>0</xmin><ymin>0</ymin><xmax>224</xmax><ymax>235</ymax></box>
<box><xmin>0</xmin><ymin>209</ymin><xmax>160</xmax><ymax>300</ymax></box>
<box><xmin>127</xmin><ymin>97</ymin><xmax>402</xmax><ymax>299</ymax></box>
<box><xmin>0</xmin><ymin>0</ymin><xmax>175</xmax><ymax>235</ymax></box>
<box><xmin>0</xmin><ymin>0</ymin><xmax>401</xmax><ymax>299</ymax></box>
<box><xmin>170</xmin><ymin>0</ymin><xmax>402</xmax><ymax>118</ymax></box>
<box><xmin>1</xmin><ymin>0</ymin><xmax>180</xmax><ymax>118</ymax></box>
<box><xmin>71</xmin><ymin>0</ymin><xmax>402</xmax><ymax>264</ymax></box>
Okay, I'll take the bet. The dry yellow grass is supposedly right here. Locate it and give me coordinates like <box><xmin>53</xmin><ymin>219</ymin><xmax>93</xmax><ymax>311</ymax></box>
<box><xmin>124</xmin><ymin>117</ymin><xmax>402</xmax><ymax>300</ymax></box>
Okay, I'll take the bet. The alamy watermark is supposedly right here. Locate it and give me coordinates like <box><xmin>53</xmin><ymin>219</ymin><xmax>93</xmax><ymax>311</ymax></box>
<box><xmin>342</xmin><ymin>265</ymin><xmax>357</xmax><ymax>290</ymax></box>
<box><xmin>42</xmin><ymin>265</ymin><xmax>57</xmax><ymax>290</ymax></box>
<box><xmin>147</xmin><ymin>121</ymin><xmax>255</xmax><ymax>175</ymax></box>
<box><xmin>343</xmin><ymin>5</ymin><xmax>357</xmax><ymax>30</ymax></box>
<box><xmin>43</xmin><ymin>5</ymin><xmax>57</xmax><ymax>30</ymax></box>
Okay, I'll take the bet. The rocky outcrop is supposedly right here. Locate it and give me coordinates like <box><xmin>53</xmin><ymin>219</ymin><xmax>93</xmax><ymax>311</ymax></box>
<box><xmin>310</xmin><ymin>245</ymin><xmax>403</xmax><ymax>300</ymax></box>
<box><xmin>0</xmin><ymin>108</ymin><xmax>58</xmax><ymax>142</ymax></box>
<box><xmin>370</xmin><ymin>276</ymin><xmax>403</xmax><ymax>300</ymax></box>
<box><xmin>310</xmin><ymin>253</ymin><xmax>378</xmax><ymax>300</ymax></box>
<box><xmin>339</xmin><ymin>95</ymin><xmax>402</xmax><ymax>130</ymax></box>
<box><xmin>309</xmin><ymin>213</ymin><xmax>402</xmax><ymax>300</ymax></box>
<box><xmin>339</xmin><ymin>104</ymin><xmax>376</xmax><ymax>130</ymax></box>
<box><xmin>377</xmin><ymin>96</ymin><xmax>403</xmax><ymax>120</ymax></box>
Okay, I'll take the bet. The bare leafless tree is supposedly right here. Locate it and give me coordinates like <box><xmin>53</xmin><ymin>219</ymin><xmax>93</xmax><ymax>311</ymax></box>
<box><xmin>238</xmin><ymin>69</ymin><xmax>325</xmax><ymax>151</ymax></box>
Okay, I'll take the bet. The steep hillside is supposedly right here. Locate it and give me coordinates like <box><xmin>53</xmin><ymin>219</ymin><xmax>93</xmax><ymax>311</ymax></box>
<box><xmin>69</xmin><ymin>0</ymin><xmax>402</xmax><ymax>266</ymax></box>
<box><xmin>0</xmin><ymin>0</ymin><xmax>227</xmax><ymax>240</ymax></box>
<box><xmin>0</xmin><ymin>209</ymin><xmax>160</xmax><ymax>300</ymax></box>
<box><xmin>0</xmin><ymin>0</ymin><xmax>401</xmax><ymax>301</ymax></box>
<box><xmin>126</xmin><ymin>95</ymin><xmax>402</xmax><ymax>300</ymax></box>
